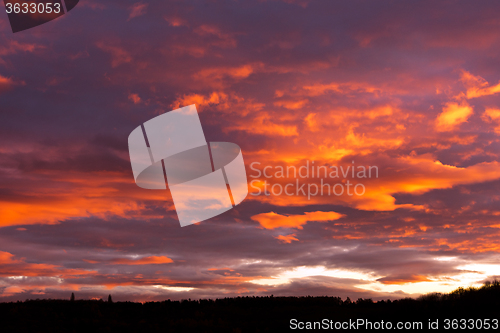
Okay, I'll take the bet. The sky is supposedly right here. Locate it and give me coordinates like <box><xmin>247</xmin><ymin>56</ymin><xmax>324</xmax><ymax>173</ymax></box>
<box><xmin>0</xmin><ymin>0</ymin><xmax>500</xmax><ymax>302</ymax></box>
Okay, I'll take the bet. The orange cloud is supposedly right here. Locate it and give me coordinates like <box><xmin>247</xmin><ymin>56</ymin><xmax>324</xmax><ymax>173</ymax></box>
<box><xmin>435</xmin><ymin>101</ymin><xmax>473</xmax><ymax>131</ymax></box>
<box><xmin>377</xmin><ymin>275</ymin><xmax>432</xmax><ymax>285</ymax></box>
<box><xmin>128</xmin><ymin>93</ymin><xmax>141</xmax><ymax>104</ymax></box>
<box><xmin>273</xmin><ymin>99</ymin><xmax>309</xmax><ymax>110</ymax></box>
<box><xmin>0</xmin><ymin>75</ymin><xmax>14</xmax><ymax>92</ymax></box>
<box><xmin>195</xmin><ymin>63</ymin><xmax>263</xmax><ymax>81</ymax></box>
<box><xmin>164</xmin><ymin>16</ymin><xmax>188</xmax><ymax>27</ymax></box>
<box><xmin>247</xmin><ymin>154</ymin><xmax>500</xmax><ymax>213</ymax></box>
<box><xmin>0</xmin><ymin>251</ymin><xmax>97</xmax><ymax>277</ymax></box>
<box><xmin>207</xmin><ymin>267</ymin><xmax>234</xmax><ymax>271</ymax></box>
<box><xmin>0</xmin><ymin>171</ymin><xmax>175</xmax><ymax>227</ymax></box>
<box><xmin>225</xmin><ymin>112</ymin><xmax>298</xmax><ymax>137</ymax></box>
<box><xmin>251</xmin><ymin>211</ymin><xmax>344</xmax><ymax>229</ymax></box>
<box><xmin>302</xmin><ymin>82</ymin><xmax>381</xmax><ymax>96</ymax></box>
<box><xmin>171</xmin><ymin>91</ymin><xmax>266</xmax><ymax>122</ymax></box>
<box><xmin>111</xmin><ymin>256</ymin><xmax>173</xmax><ymax>265</ymax></box>
<box><xmin>350</xmin><ymin>158</ymin><xmax>500</xmax><ymax>211</ymax></box>
<box><xmin>171</xmin><ymin>91</ymin><xmax>229</xmax><ymax>111</ymax></box>
<box><xmin>482</xmin><ymin>108</ymin><xmax>500</xmax><ymax>133</ymax></box>
<box><xmin>0</xmin><ymin>251</ymin><xmax>18</xmax><ymax>264</ymax></box>
<box><xmin>461</xmin><ymin>70</ymin><xmax>500</xmax><ymax>99</ymax></box>
<box><xmin>431</xmin><ymin>236</ymin><xmax>500</xmax><ymax>253</ymax></box>
<box><xmin>0</xmin><ymin>74</ymin><xmax>25</xmax><ymax>93</ymax></box>
<box><xmin>274</xmin><ymin>234</ymin><xmax>299</xmax><ymax>243</ymax></box>
<box><xmin>304</xmin><ymin>113</ymin><xmax>319</xmax><ymax>131</ymax></box>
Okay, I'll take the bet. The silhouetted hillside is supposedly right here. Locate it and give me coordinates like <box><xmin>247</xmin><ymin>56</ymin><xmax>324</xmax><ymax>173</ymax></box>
<box><xmin>0</xmin><ymin>281</ymin><xmax>498</xmax><ymax>332</ymax></box>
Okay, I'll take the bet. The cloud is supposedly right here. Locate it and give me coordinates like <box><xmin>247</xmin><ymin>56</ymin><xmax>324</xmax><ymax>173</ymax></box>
<box><xmin>0</xmin><ymin>251</ymin><xmax>96</xmax><ymax>278</ymax></box>
<box><xmin>275</xmin><ymin>234</ymin><xmax>299</xmax><ymax>243</ymax></box>
<box><xmin>1</xmin><ymin>0</ymin><xmax>500</xmax><ymax>303</ymax></box>
<box><xmin>461</xmin><ymin>71</ymin><xmax>500</xmax><ymax>99</ymax></box>
<box><xmin>377</xmin><ymin>274</ymin><xmax>432</xmax><ymax>285</ymax></box>
<box><xmin>246</xmin><ymin>155</ymin><xmax>500</xmax><ymax>212</ymax></box>
<box><xmin>171</xmin><ymin>91</ymin><xmax>229</xmax><ymax>111</ymax></box>
<box><xmin>165</xmin><ymin>16</ymin><xmax>188</xmax><ymax>27</ymax></box>
<box><xmin>0</xmin><ymin>75</ymin><xmax>15</xmax><ymax>93</ymax></box>
<box><xmin>251</xmin><ymin>211</ymin><xmax>344</xmax><ymax>229</ymax></box>
<box><xmin>482</xmin><ymin>108</ymin><xmax>500</xmax><ymax>133</ymax></box>
<box><xmin>193</xmin><ymin>25</ymin><xmax>237</xmax><ymax>48</ymax></box>
<box><xmin>436</xmin><ymin>102</ymin><xmax>474</xmax><ymax>132</ymax></box>
<box><xmin>0</xmin><ymin>40</ymin><xmax>43</xmax><ymax>65</ymax></box>
<box><xmin>234</xmin><ymin>113</ymin><xmax>299</xmax><ymax>137</ymax></box>
<box><xmin>110</xmin><ymin>256</ymin><xmax>173</xmax><ymax>265</ymax></box>
<box><xmin>273</xmin><ymin>99</ymin><xmax>309</xmax><ymax>110</ymax></box>
<box><xmin>96</xmin><ymin>42</ymin><xmax>132</xmax><ymax>67</ymax></box>
<box><xmin>128</xmin><ymin>93</ymin><xmax>141</xmax><ymax>104</ymax></box>
<box><xmin>194</xmin><ymin>63</ymin><xmax>263</xmax><ymax>82</ymax></box>
<box><xmin>128</xmin><ymin>3</ymin><xmax>148</xmax><ymax>20</ymax></box>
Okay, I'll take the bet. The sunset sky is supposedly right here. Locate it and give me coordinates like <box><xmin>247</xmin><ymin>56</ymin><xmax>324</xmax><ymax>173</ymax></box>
<box><xmin>1</xmin><ymin>0</ymin><xmax>500</xmax><ymax>302</ymax></box>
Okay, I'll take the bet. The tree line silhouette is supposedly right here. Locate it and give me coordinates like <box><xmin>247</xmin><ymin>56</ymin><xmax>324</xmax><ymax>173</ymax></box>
<box><xmin>0</xmin><ymin>280</ymin><xmax>498</xmax><ymax>332</ymax></box>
